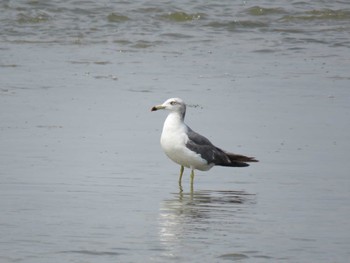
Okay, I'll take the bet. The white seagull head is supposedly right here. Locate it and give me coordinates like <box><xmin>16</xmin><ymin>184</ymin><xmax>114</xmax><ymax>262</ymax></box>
<box><xmin>151</xmin><ymin>98</ymin><xmax>186</xmax><ymax>117</ymax></box>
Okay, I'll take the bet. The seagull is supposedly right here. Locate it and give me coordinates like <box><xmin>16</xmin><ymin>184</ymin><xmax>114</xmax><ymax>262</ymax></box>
<box><xmin>151</xmin><ymin>98</ymin><xmax>258</xmax><ymax>187</ymax></box>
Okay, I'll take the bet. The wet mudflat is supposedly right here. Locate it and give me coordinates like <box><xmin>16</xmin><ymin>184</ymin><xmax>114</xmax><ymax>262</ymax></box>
<box><xmin>1</xmin><ymin>1</ymin><xmax>350</xmax><ymax>262</ymax></box>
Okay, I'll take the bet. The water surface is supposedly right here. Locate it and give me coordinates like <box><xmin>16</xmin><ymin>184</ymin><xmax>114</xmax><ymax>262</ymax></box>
<box><xmin>1</xmin><ymin>0</ymin><xmax>350</xmax><ymax>262</ymax></box>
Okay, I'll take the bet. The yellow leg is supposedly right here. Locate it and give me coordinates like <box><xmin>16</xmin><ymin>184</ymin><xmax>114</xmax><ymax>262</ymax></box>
<box><xmin>190</xmin><ymin>169</ymin><xmax>195</xmax><ymax>188</ymax></box>
<box><xmin>178</xmin><ymin>166</ymin><xmax>184</xmax><ymax>185</ymax></box>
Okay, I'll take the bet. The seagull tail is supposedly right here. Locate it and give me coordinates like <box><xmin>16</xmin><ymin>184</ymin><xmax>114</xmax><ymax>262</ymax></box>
<box><xmin>222</xmin><ymin>152</ymin><xmax>258</xmax><ymax>167</ymax></box>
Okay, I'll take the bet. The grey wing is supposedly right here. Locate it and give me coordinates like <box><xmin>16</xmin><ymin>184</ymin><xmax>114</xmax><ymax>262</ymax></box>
<box><xmin>186</xmin><ymin>127</ymin><xmax>214</xmax><ymax>146</ymax></box>
<box><xmin>186</xmin><ymin>127</ymin><xmax>230</xmax><ymax>165</ymax></box>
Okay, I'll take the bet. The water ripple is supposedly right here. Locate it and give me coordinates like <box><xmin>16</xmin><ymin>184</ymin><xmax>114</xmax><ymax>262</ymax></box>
<box><xmin>1</xmin><ymin>1</ymin><xmax>348</xmax><ymax>49</ymax></box>
<box><xmin>59</xmin><ymin>249</ymin><xmax>122</xmax><ymax>256</ymax></box>
<box><xmin>158</xmin><ymin>190</ymin><xmax>256</xmax><ymax>247</ymax></box>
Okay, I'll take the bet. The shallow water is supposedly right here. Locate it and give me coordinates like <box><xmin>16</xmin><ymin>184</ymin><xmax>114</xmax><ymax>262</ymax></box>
<box><xmin>1</xmin><ymin>0</ymin><xmax>350</xmax><ymax>262</ymax></box>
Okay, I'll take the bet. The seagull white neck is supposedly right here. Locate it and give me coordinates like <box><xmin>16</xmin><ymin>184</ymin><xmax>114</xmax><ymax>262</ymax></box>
<box><xmin>160</xmin><ymin>111</ymin><xmax>189</xmax><ymax>163</ymax></box>
<box><xmin>162</xmin><ymin>111</ymin><xmax>186</xmax><ymax>134</ymax></box>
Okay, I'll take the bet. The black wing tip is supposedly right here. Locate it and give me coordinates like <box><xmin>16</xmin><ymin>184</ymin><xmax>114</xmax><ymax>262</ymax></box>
<box><xmin>225</xmin><ymin>152</ymin><xmax>258</xmax><ymax>163</ymax></box>
<box><xmin>218</xmin><ymin>162</ymin><xmax>250</xmax><ymax>167</ymax></box>
<box><xmin>232</xmin><ymin>162</ymin><xmax>250</xmax><ymax>167</ymax></box>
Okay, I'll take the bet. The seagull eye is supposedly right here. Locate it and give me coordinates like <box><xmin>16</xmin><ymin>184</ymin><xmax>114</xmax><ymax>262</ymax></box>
<box><xmin>170</xmin><ymin>101</ymin><xmax>177</xmax><ymax>105</ymax></box>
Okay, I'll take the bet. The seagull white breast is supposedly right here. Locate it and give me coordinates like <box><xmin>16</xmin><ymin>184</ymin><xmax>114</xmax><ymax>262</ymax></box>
<box><xmin>160</xmin><ymin>111</ymin><xmax>212</xmax><ymax>171</ymax></box>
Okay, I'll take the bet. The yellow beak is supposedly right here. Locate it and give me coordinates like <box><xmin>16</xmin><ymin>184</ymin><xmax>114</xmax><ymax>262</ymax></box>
<box><xmin>151</xmin><ymin>105</ymin><xmax>165</xmax><ymax>111</ymax></box>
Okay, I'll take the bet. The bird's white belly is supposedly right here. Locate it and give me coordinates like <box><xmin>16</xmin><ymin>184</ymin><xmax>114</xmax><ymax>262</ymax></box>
<box><xmin>160</xmin><ymin>130</ymin><xmax>211</xmax><ymax>171</ymax></box>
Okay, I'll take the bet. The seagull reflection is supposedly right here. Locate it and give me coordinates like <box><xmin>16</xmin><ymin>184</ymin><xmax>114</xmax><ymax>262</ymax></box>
<box><xmin>158</xmin><ymin>189</ymin><xmax>256</xmax><ymax>250</ymax></box>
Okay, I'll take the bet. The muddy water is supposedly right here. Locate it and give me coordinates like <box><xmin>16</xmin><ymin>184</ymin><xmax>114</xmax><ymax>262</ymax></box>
<box><xmin>1</xmin><ymin>1</ymin><xmax>350</xmax><ymax>262</ymax></box>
